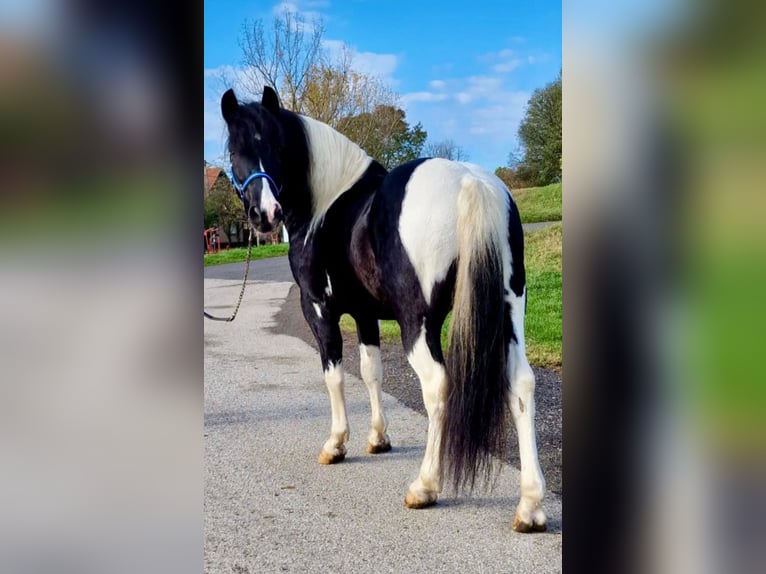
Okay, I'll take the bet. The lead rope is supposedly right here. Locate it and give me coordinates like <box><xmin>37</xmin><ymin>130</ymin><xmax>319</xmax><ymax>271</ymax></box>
<box><xmin>203</xmin><ymin>227</ymin><xmax>254</xmax><ymax>322</ymax></box>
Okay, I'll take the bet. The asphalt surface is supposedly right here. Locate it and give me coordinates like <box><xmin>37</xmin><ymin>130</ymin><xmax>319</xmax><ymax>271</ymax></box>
<box><xmin>204</xmin><ymin>255</ymin><xmax>293</xmax><ymax>282</ymax></box>
<box><xmin>204</xmin><ymin>247</ymin><xmax>562</xmax><ymax>573</ymax></box>
<box><xmin>522</xmin><ymin>221</ymin><xmax>559</xmax><ymax>232</ymax></box>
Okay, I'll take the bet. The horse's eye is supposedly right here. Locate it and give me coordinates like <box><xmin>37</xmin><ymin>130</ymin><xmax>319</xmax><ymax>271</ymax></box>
<box><xmin>254</xmin><ymin>133</ymin><xmax>262</xmax><ymax>142</ymax></box>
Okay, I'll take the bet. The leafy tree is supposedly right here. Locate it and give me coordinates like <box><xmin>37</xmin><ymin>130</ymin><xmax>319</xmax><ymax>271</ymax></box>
<box><xmin>516</xmin><ymin>71</ymin><xmax>562</xmax><ymax>186</ymax></box>
<box><xmin>495</xmin><ymin>166</ymin><xmax>524</xmax><ymax>190</ymax></box>
<box><xmin>388</xmin><ymin>119</ymin><xmax>427</xmax><ymax>168</ymax></box>
<box><xmin>423</xmin><ymin>139</ymin><xmax>469</xmax><ymax>161</ymax></box>
<box><xmin>204</xmin><ymin>174</ymin><xmax>244</xmax><ymax>238</ymax></box>
<box><xmin>338</xmin><ymin>105</ymin><xmax>426</xmax><ymax>169</ymax></box>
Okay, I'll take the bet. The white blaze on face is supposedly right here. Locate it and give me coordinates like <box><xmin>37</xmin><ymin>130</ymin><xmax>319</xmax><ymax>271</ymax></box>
<box><xmin>258</xmin><ymin>160</ymin><xmax>281</xmax><ymax>222</ymax></box>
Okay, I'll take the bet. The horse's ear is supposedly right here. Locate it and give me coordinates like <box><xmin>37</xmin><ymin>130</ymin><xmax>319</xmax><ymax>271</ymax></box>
<box><xmin>221</xmin><ymin>88</ymin><xmax>239</xmax><ymax>123</ymax></box>
<box><xmin>261</xmin><ymin>86</ymin><xmax>280</xmax><ymax>114</ymax></box>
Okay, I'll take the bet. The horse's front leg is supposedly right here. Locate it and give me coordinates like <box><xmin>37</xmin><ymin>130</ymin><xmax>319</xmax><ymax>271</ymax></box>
<box><xmin>301</xmin><ymin>294</ymin><xmax>348</xmax><ymax>464</ymax></box>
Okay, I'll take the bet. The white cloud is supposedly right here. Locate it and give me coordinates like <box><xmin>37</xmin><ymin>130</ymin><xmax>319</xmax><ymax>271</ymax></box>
<box><xmin>478</xmin><ymin>46</ymin><xmax>549</xmax><ymax>76</ymax></box>
<box><xmin>468</xmin><ymin>76</ymin><xmax>503</xmax><ymax>91</ymax></box>
<box><xmin>468</xmin><ymin>91</ymin><xmax>530</xmax><ymax>136</ymax></box>
<box><xmin>526</xmin><ymin>53</ymin><xmax>552</xmax><ymax>65</ymax></box>
<box><xmin>456</xmin><ymin>92</ymin><xmax>472</xmax><ymax>104</ymax></box>
<box><xmin>429</xmin><ymin>79</ymin><xmax>446</xmax><ymax>90</ymax></box>
<box><xmin>454</xmin><ymin>76</ymin><xmax>503</xmax><ymax>104</ymax></box>
<box><xmin>353</xmin><ymin>51</ymin><xmax>398</xmax><ymax>79</ymax></box>
<box><xmin>322</xmin><ymin>38</ymin><xmax>399</xmax><ymax>82</ymax></box>
<box><xmin>272</xmin><ymin>1</ymin><xmax>299</xmax><ymax>15</ymax></box>
<box><xmin>494</xmin><ymin>59</ymin><xmax>522</xmax><ymax>73</ymax></box>
<box><xmin>402</xmin><ymin>91</ymin><xmax>448</xmax><ymax>104</ymax></box>
<box><xmin>272</xmin><ymin>1</ymin><xmax>323</xmax><ymax>27</ymax></box>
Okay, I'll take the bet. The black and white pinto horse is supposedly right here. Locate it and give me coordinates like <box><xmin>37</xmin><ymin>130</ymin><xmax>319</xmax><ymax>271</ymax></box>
<box><xmin>221</xmin><ymin>86</ymin><xmax>546</xmax><ymax>532</ymax></box>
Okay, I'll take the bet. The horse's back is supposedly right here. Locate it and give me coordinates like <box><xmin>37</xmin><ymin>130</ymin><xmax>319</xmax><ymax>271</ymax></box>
<box><xmin>370</xmin><ymin>158</ymin><xmax>513</xmax><ymax>307</ymax></box>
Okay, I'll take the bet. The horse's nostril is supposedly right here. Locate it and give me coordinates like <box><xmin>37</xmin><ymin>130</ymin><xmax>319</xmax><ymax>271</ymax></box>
<box><xmin>249</xmin><ymin>206</ymin><xmax>260</xmax><ymax>221</ymax></box>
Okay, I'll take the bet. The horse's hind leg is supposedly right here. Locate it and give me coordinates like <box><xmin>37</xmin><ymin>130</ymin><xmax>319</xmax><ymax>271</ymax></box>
<box><xmin>355</xmin><ymin>317</ymin><xmax>391</xmax><ymax>454</ymax></box>
<box><xmin>402</xmin><ymin>320</ymin><xmax>447</xmax><ymax>509</ymax></box>
<box><xmin>300</xmin><ymin>294</ymin><xmax>348</xmax><ymax>465</ymax></box>
<box><xmin>507</xmin><ymin>290</ymin><xmax>547</xmax><ymax>531</ymax></box>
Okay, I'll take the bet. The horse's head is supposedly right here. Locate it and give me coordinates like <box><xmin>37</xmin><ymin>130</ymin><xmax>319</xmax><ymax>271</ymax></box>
<box><xmin>221</xmin><ymin>86</ymin><xmax>284</xmax><ymax>233</ymax></box>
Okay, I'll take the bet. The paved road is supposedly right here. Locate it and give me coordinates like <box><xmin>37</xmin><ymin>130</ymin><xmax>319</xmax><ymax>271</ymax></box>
<box><xmin>205</xmin><ymin>269</ymin><xmax>562</xmax><ymax>572</ymax></box>
<box><xmin>522</xmin><ymin>220</ymin><xmax>560</xmax><ymax>232</ymax></box>
<box><xmin>204</xmin><ymin>255</ymin><xmax>293</xmax><ymax>282</ymax></box>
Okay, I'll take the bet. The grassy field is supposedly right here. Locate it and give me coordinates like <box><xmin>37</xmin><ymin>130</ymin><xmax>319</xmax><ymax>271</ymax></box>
<box><xmin>203</xmin><ymin>243</ymin><xmax>288</xmax><ymax>266</ymax></box>
<box><xmin>514</xmin><ymin>182</ymin><xmax>562</xmax><ymax>223</ymax></box>
<box><xmin>522</xmin><ymin>223</ymin><xmax>563</xmax><ymax>367</ymax></box>
<box><xmin>340</xmin><ymin>222</ymin><xmax>563</xmax><ymax>369</ymax></box>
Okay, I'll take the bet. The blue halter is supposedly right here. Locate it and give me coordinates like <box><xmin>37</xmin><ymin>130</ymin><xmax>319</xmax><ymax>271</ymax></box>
<box><xmin>229</xmin><ymin>170</ymin><xmax>281</xmax><ymax>202</ymax></box>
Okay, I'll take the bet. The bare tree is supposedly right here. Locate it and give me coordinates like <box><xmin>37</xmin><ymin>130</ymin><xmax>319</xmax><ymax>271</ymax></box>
<box><xmin>423</xmin><ymin>139</ymin><xmax>469</xmax><ymax>161</ymax></box>
<box><xmin>238</xmin><ymin>10</ymin><xmax>325</xmax><ymax>112</ymax></box>
<box><xmin>225</xmin><ymin>9</ymin><xmax>421</xmax><ymax>168</ymax></box>
<box><xmin>234</xmin><ymin>11</ymin><xmax>399</xmax><ymax>128</ymax></box>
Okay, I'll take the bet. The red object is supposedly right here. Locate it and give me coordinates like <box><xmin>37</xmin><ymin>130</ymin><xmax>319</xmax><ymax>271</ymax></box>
<box><xmin>204</xmin><ymin>227</ymin><xmax>220</xmax><ymax>254</ymax></box>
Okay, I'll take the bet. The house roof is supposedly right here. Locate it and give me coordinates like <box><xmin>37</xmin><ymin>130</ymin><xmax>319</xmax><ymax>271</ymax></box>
<box><xmin>204</xmin><ymin>166</ymin><xmax>223</xmax><ymax>193</ymax></box>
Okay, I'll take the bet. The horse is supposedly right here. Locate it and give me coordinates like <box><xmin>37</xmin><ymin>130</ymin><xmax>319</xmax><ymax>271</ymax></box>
<box><xmin>220</xmin><ymin>85</ymin><xmax>547</xmax><ymax>532</ymax></box>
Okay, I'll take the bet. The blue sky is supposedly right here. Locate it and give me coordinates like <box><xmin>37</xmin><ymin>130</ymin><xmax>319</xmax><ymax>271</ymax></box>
<box><xmin>204</xmin><ymin>0</ymin><xmax>561</xmax><ymax>171</ymax></box>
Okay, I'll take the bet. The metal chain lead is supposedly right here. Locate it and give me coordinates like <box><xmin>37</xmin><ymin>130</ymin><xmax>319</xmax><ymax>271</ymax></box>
<box><xmin>203</xmin><ymin>227</ymin><xmax>254</xmax><ymax>322</ymax></box>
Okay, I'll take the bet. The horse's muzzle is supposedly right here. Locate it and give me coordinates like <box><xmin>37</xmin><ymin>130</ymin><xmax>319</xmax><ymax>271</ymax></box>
<box><xmin>249</xmin><ymin>203</ymin><xmax>283</xmax><ymax>233</ymax></box>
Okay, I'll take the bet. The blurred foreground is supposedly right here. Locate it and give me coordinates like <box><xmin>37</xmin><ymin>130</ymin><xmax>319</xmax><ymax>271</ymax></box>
<box><xmin>565</xmin><ymin>1</ymin><xmax>766</xmax><ymax>572</ymax></box>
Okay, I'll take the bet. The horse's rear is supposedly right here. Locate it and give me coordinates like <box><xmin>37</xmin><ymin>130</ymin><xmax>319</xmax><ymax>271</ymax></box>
<box><xmin>369</xmin><ymin>157</ymin><xmax>546</xmax><ymax>530</ymax></box>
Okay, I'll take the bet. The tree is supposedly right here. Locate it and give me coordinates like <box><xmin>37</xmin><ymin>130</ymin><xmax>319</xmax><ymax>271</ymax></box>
<box><xmin>338</xmin><ymin>105</ymin><xmax>427</xmax><ymax>169</ymax></box>
<box><xmin>236</xmin><ymin>11</ymin><xmax>397</xmax><ymax>128</ymax></box>
<box><xmin>515</xmin><ymin>71</ymin><xmax>562</xmax><ymax>186</ymax></box>
<box><xmin>232</xmin><ymin>10</ymin><xmax>424</xmax><ymax>168</ymax></box>
<box><xmin>494</xmin><ymin>166</ymin><xmax>533</xmax><ymax>190</ymax></box>
<box><xmin>204</xmin><ymin>175</ymin><xmax>244</xmax><ymax>238</ymax></box>
<box><xmin>301</xmin><ymin>60</ymin><xmax>402</xmax><ymax>154</ymax></box>
<box><xmin>423</xmin><ymin>139</ymin><xmax>469</xmax><ymax>161</ymax></box>
<box><xmin>237</xmin><ymin>10</ymin><xmax>324</xmax><ymax>112</ymax></box>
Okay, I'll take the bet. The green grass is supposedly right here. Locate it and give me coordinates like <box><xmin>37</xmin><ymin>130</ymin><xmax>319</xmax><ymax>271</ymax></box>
<box><xmin>522</xmin><ymin>223</ymin><xmax>562</xmax><ymax>368</ymax></box>
<box><xmin>203</xmin><ymin>243</ymin><xmax>289</xmax><ymax>266</ymax></box>
<box><xmin>514</xmin><ymin>182</ymin><xmax>562</xmax><ymax>223</ymax></box>
<box><xmin>339</xmin><ymin>222</ymin><xmax>563</xmax><ymax>370</ymax></box>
